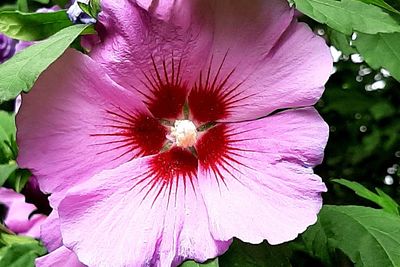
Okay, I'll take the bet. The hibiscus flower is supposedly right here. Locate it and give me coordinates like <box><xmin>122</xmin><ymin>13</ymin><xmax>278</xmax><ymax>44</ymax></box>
<box><xmin>0</xmin><ymin>183</ymin><xmax>47</xmax><ymax>238</ymax></box>
<box><xmin>17</xmin><ymin>0</ymin><xmax>332</xmax><ymax>266</ymax></box>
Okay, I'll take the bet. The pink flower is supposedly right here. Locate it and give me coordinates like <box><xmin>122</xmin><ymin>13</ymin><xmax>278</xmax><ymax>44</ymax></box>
<box><xmin>17</xmin><ymin>0</ymin><xmax>332</xmax><ymax>266</ymax></box>
<box><xmin>35</xmin><ymin>246</ymin><xmax>84</xmax><ymax>267</ymax></box>
<box><xmin>0</xmin><ymin>187</ymin><xmax>46</xmax><ymax>238</ymax></box>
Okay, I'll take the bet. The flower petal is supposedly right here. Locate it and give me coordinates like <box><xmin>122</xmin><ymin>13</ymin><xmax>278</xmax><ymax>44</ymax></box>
<box><xmin>0</xmin><ymin>34</ymin><xmax>17</xmax><ymax>63</ymax></box>
<box><xmin>90</xmin><ymin>1</ymin><xmax>329</xmax><ymax>123</ymax></box>
<box><xmin>40</xmin><ymin>210</ymin><xmax>62</xmax><ymax>252</ymax></box>
<box><xmin>59</xmin><ymin>154</ymin><xmax>230</xmax><ymax>267</ymax></box>
<box><xmin>19</xmin><ymin>214</ymin><xmax>46</xmax><ymax>238</ymax></box>
<box><xmin>17</xmin><ymin>49</ymin><xmax>153</xmax><ymax>194</ymax></box>
<box><xmin>195</xmin><ymin>108</ymin><xmax>328</xmax><ymax>244</ymax></box>
<box><xmin>135</xmin><ymin>0</ymin><xmax>179</xmax><ymax>22</ymax></box>
<box><xmin>0</xmin><ymin>188</ymin><xmax>35</xmax><ymax>226</ymax></box>
<box><xmin>92</xmin><ymin>0</ymin><xmax>302</xmax><ymax>123</ymax></box>
<box><xmin>87</xmin><ymin>0</ymin><xmax>212</xmax><ymax>119</ymax></box>
<box><xmin>35</xmin><ymin>246</ymin><xmax>85</xmax><ymax>267</ymax></box>
<box><xmin>0</xmin><ymin>187</ymin><xmax>45</xmax><ymax>238</ymax></box>
<box><xmin>189</xmin><ymin>21</ymin><xmax>332</xmax><ymax>123</ymax></box>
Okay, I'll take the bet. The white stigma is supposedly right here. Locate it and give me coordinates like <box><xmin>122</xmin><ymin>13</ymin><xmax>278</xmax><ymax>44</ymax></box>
<box><xmin>169</xmin><ymin>120</ymin><xmax>197</xmax><ymax>148</ymax></box>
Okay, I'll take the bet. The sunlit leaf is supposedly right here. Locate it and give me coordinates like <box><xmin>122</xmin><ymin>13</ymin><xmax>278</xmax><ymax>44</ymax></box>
<box><xmin>32</xmin><ymin>0</ymin><xmax>50</xmax><ymax>4</ymax></box>
<box><xmin>0</xmin><ymin>111</ymin><xmax>16</xmax><ymax>161</ymax></box>
<box><xmin>0</xmin><ymin>233</ymin><xmax>46</xmax><ymax>267</ymax></box>
<box><xmin>354</xmin><ymin>32</ymin><xmax>400</xmax><ymax>81</ymax></box>
<box><xmin>0</xmin><ymin>162</ymin><xmax>18</xmax><ymax>187</ymax></box>
<box><xmin>0</xmin><ymin>10</ymin><xmax>72</xmax><ymax>41</ymax></box>
<box><xmin>78</xmin><ymin>0</ymin><xmax>101</xmax><ymax>19</ymax></box>
<box><xmin>5</xmin><ymin>169</ymin><xmax>31</xmax><ymax>193</ymax></box>
<box><xmin>328</xmin><ymin>29</ymin><xmax>357</xmax><ymax>56</ymax></box>
<box><xmin>333</xmin><ymin>179</ymin><xmax>399</xmax><ymax>215</ymax></box>
<box><xmin>304</xmin><ymin>206</ymin><xmax>400</xmax><ymax>267</ymax></box>
<box><xmin>17</xmin><ymin>0</ymin><xmax>28</xmax><ymax>12</ymax></box>
<box><xmin>181</xmin><ymin>259</ymin><xmax>219</xmax><ymax>267</ymax></box>
<box><xmin>292</xmin><ymin>0</ymin><xmax>400</xmax><ymax>34</ymax></box>
<box><xmin>357</xmin><ymin>0</ymin><xmax>400</xmax><ymax>14</ymax></box>
<box><xmin>0</xmin><ymin>5</ymin><xmax>17</xmax><ymax>12</ymax></box>
<box><xmin>0</xmin><ymin>24</ymin><xmax>93</xmax><ymax>102</ymax></box>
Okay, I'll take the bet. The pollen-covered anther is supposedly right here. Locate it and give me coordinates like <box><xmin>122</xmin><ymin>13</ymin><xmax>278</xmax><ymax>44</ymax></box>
<box><xmin>168</xmin><ymin>120</ymin><xmax>198</xmax><ymax>148</ymax></box>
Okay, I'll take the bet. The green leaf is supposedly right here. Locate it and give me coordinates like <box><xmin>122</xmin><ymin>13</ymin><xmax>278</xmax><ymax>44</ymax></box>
<box><xmin>180</xmin><ymin>259</ymin><xmax>219</xmax><ymax>267</ymax></box>
<box><xmin>308</xmin><ymin>205</ymin><xmax>400</xmax><ymax>267</ymax></box>
<box><xmin>0</xmin><ymin>24</ymin><xmax>93</xmax><ymax>102</ymax></box>
<box><xmin>219</xmin><ymin>240</ymin><xmax>292</xmax><ymax>267</ymax></box>
<box><xmin>299</xmin><ymin>219</ymin><xmax>333</xmax><ymax>266</ymax></box>
<box><xmin>0</xmin><ymin>111</ymin><xmax>15</xmax><ymax>144</ymax></box>
<box><xmin>90</xmin><ymin>0</ymin><xmax>101</xmax><ymax>15</ymax></box>
<box><xmin>0</xmin><ymin>234</ymin><xmax>40</xmax><ymax>246</ymax></box>
<box><xmin>77</xmin><ymin>2</ymin><xmax>92</xmax><ymax>17</ymax></box>
<box><xmin>0</xmin><ymin>111</ymin><xmax>16</xmax><ymax>161</ymax></box>
<box><xmin>357</xmin><ymin>0</ymin><xmax>400</xmax><ymax>14</ymax></box>
<box><xmin>17</xmin><ymin>0</ymin><xmax>28</xmax><ymax>12</ymax></box>
<box><xmin>353</xmin><ymin>32</ymin><xmax>400</xmax><ymax>81</ymax></box>
<box><xmin>0</xmin><ymin>5</ymin><xmax>18</xmax><ymax>12</ymax></box>
<box><xmin>0</xmin><ymin>162</ymin><xmax>18</xmax><ymax>187</ymax></box>
<box><xmin>369</xmin><ymin>102</ymin><xmax>396</xmax><ymax>120</ymax></box>
<box><xmin>0</xmin><ymin>234</ymin><xmax>46</xmax><ymax>267</ymax></box>
<box><xmin>292</xmin><ymin>0</ymin><xmax>400</xmax><ymax>34</ymax></box>
<box><xmin>78</xmin><ymin>0</ymin><xmax>101</xmax><ymax>19</ymax></box>
<box><xmin>0</xmin><ymin>10</ymin><xmax>73</xmax><ymax>41</ymax></box>
<box><xmin>328</xmin><ymin>29</ymin><xmax>357</xmax><ymax>56</ymax></box>
<box><xmin>0</xmin><ymin>224</ymin><xmax>14</xmax><ymax>236</ymax></box>
<box><xmin>375</xmin><ymin>188</ymin><xmax>400</xmax><ymax>213</ymax></box>
<box><xmin>31</xmin><ymin>0</ymin><xmax>50</xmax><ymax>4</ymax></box>
<box><xmin>6</xmin><ymin>169</ymin><xmax>31</xmax><ymax>193</ymax></box>
<box><xmin>333</xmin><ymin>179</ymin><xmax>399</xmax><ymax>215</ymax></box>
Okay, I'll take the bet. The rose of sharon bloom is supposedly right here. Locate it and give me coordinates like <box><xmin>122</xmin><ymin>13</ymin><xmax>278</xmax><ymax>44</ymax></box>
<box><xmin>36</xmin><ymin>246</ymin><xmax>84</xmax><ymax>267</ymax></box>
<box><xmin>0</xmin><ymin>34</ymin><xmax>17</xmax><ymax>64</ymax></box>
<box><xmin>0</xmin><ymin>187</ymin><xmax>46</xmax><ymax>238</ymax></box>
<box><xmin>17</xmin><ymin>0</ymin><xmax>332</xmax><ymax>266</ymax></box>
<box><xmin>33</xmin><ymin>193</ymin><xmax>85</xmax><ymax>267</ymax></box>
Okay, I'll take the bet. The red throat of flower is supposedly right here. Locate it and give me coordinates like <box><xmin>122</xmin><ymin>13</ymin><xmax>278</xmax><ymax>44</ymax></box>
<box><xmin>92</xmin><ymin>53</ymin><xmax>247</xmax><ymax>200</ymax></box>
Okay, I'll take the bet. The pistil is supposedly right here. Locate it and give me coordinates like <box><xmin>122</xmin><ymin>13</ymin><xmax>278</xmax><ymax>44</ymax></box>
<box><xmin>168</xmin><ymin>120</ymin><xmax>198</xmax><ymax>148</ymax></box>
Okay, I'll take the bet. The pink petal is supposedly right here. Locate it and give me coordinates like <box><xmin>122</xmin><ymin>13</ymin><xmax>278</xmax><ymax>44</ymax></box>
<box><xmin>88</xmin><ymin>0</ymin><xmax>212</xmax><ymax>120</ymax></box>
<box><xmin>17</xmin><ymin>49</ymin><xmax>151</xmax><ymax>194</ymax></box>
<box><xmin>58</xmin><ymin>155</ymin><xmax>230</xmax><ymax>267</ymax></box>
<box><xmin>188</xmin><ymin>21</ymin><xmax>332</xmax><ymax>123</ymax></box>
<box><xmin>93</xmin><ymin>0</ymin><xmax>330</xmax><ymax>123</ymax></box>
<box><xmin>195</xmin><ymin>108</ymin><xmax>328</xmax><ymax>244</ymax></box>
<box><xmin>36</xmin><ymin>246</ymin><xmax>85</xmax><ymax>267</ymax></box>
<box><xmin>39</xmin><ymin>194</ymin><xmax>66</xmax><ymax>252</ymax></box>
<box><xmin>135</xmin><ymin>0</ymin><xmax>180</xmax><ymax>22</ymax></box>
<box><xmin>0</xmin><ymin>187</ymin><xmax>45</xmax><ymax>238</ymax></box>
<box><xmin>19</xmin><ymin>214</ymin><xmax>47</xmax><ymax>238</ymax></box>
<box><xmin>40</xmin><ymin>210</ymin><xmax>62</xmax><ymax>252</ymax></box>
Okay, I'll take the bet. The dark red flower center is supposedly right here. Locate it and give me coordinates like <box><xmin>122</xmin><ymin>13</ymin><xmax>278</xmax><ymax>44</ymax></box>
<box><xmin>92</xmin><ymin>55</ymin><xmax>246</xmax><ymax>197</ymax></box>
